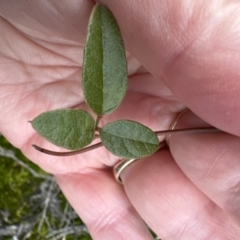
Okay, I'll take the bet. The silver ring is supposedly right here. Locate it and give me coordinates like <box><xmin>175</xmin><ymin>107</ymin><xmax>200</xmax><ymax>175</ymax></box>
<box><xmin>113</xmin><ymin>158</ymin><xmax>139</xmax><ymax>184</ymax></box>
<box><xmin>165</xmin><ymin>109</ymin><xmax>188</xmax><ymax>144</ymax></box>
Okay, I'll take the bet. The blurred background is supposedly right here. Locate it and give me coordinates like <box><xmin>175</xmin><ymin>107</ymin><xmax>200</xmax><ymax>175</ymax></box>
<box><xmin>0</xmin><ymin>134</ymin><xmax>91</xmax><ymax>240</ymax></box>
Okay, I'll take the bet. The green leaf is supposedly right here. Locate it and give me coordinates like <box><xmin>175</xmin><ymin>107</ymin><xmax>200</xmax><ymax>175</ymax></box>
<box><xmin>31</xmin><ymin>109</ymin><xmax>95</xmax><ymax>150</ymax></box>
<box><xmin>100</xmin><ymin>120</ymin><xmax>159</xmax><ymax>159</ymax></box>
<box><xmin>83</xmin><ymin>4</ymin><xmax>128</xmax><ymax>116</ymax></box>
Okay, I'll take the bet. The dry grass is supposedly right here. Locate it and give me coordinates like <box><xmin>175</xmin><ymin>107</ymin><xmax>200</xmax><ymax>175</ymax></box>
<box><xmin>0</xmin><ymin>134</ymin><xmax>91</xmax><ymax>240</ymax></box>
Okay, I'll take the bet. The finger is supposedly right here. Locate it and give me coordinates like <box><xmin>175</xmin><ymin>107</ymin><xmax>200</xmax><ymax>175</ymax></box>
<box><xmin>169</xmin><ymin>111</ymin><xmax>240</xmax><ymax>225</ymax></box>
<box><xmin>98</xmin><ymin>0</ymin><xmax>240</xmax><ymax>136</ymax></box>
<box><xmin>121</xmin><ymin>150</ymin><xmax>240</xmax><ymax>239</ymax></box>
<box><xmin>55</xmin><ymin>169</ymin><xmax>154</xmax><ymax>240</ymax></box>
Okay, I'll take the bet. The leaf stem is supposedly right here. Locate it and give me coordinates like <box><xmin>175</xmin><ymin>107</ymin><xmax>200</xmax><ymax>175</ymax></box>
<box><xmin>155</xmin><ymin>127</ymin><xmax>221</xmax><ymax>136</ymax></box>
<box><xmin>32</xmin><ymin>142</ymin><xmax>103</xmax><ymax>157</ymax></box>
<box><xmin>95</xmin><ymin>116</ymin><xmax>102</xmax><ymax>131</ymax></box>
<box><xmin>32</xmin><ymin>127</ymin><xmax>221</xmax><ymax>157</ymax></box>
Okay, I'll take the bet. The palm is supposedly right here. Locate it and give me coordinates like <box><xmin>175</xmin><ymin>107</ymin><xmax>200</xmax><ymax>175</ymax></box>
<box><xmin>1</xmin><ymin>1</ymin><xmax>240</xmax><ymax>239</ymax></box>
<box><xmin>0</xmin><ymin>1</ymin><xmax>180</xmax><ymax>173</ymax></box>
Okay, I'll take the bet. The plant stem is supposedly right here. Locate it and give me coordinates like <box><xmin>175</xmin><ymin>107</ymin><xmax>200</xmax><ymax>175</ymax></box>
<box><xmin>155</xmin><ymin>127</ymin><xmax>221</xmax><ymax>136</ymax></box>
<box><xmin>32</xmin><ymin>142</ymin><xmax>103</xmax><ymax>157</ymax></box>
<box><xmin>32</xmin><ymin>127</ymin><xmax>221</xmax><ymax>157</ymax></box>
<box><xmin>95</xmin><ymin>116</ymin><xmax>102</xmax><ymax>131</ymax></box>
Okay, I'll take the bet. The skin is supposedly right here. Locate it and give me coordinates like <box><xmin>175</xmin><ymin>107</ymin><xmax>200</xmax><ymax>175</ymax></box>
<box><xmin>1</xmin><ymin>0</ymin><xmax>240</xmax><ymax>239</ymax></box>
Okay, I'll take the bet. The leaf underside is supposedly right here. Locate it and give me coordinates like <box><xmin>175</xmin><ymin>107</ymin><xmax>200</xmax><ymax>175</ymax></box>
<box><xmin>83</xmin><ymin>4</ymin><xmax>128</xmax><ymax>116</ymax></box>
<box><xmin>31</xmin><ymin>109</ymin><xmax>95</xmax><ymax>150</ymax></box>
<box><xmin>100</xmin><ymin>120</ymin><xmax>159</xmax><ymax>159</ymax></box>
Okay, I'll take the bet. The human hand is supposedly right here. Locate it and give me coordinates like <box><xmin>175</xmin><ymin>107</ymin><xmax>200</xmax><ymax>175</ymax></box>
<box><xmin>1</xmin><ymin>0</ymin><xmax>240</xmax><ymax>239</ymax></box>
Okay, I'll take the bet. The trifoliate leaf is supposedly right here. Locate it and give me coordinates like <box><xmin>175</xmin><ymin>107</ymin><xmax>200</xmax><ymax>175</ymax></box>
<box><xmin>100</xmin><ymin>120</ymin><xmax>159</xmax><ymax>159</ymax></box>
<box><xmin>31</xmin><ymin>109</ymin><xmax>95</xmax><ymax>150</ymax></box>
<box><xmin>83</xmin><ymin>4</ymin><xmax>127</xmax><ymax>116</ymax></box>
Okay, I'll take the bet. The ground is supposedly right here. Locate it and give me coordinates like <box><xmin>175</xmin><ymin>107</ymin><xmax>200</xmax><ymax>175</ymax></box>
<box><xmin>0</xmin><ymin>134</ymin><xmax>91</xmax><ymax>240</ymax></box>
